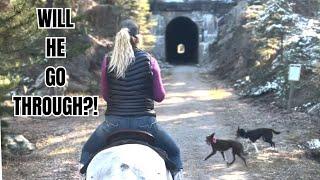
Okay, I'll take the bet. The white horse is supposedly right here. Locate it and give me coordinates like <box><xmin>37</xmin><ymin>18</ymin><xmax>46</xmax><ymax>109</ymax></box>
<box><xmin>86</xmin><ymin>144</ymin><xmax>173</xmax><ymax>180</ymax></box>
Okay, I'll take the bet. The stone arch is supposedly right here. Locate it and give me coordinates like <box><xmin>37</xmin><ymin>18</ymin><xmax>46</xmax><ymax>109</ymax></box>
<box><xmin>165</xmin><ymin>16</ymin><xmax>199</xmax><ymax>64</ymax></box>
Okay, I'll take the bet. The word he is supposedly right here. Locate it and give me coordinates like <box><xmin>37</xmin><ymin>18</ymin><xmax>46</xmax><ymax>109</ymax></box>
<box><xmin>45</xmin><ymin>37</ymin><xmax>66</xmax><ymax>58</ymax></box>
<box><xmin>13</xmin><ymin>96</ymin><xmax>99</xmax><ymax>116</ymax></box>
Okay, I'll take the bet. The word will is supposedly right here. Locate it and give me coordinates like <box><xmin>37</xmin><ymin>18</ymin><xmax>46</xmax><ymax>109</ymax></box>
<box><xmin>36</xmin><ymin>8</ymin><xmax>75</xmax><ymax>29</ymax></box>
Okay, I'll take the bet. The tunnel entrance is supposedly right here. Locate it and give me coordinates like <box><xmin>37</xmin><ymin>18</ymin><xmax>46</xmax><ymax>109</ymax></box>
<box><xmin>165</xmin><ymin>17</ymin><xmax>199</xmax><ymax>64</ymax></box>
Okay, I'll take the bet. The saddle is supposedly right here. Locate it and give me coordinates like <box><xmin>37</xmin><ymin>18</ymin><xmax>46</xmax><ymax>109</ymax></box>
<box><xmin>80</xmin><ymin>129</ymin><xmax>176</xmax><ymax>174</ymax></box>
<box><xmin>106</xmin><ymin>129</ymin><xmax>156</xmax><ymax>147</ymax></box>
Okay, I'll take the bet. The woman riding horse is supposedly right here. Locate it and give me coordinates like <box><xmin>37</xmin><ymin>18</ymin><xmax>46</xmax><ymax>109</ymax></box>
<box><xmin>80</xmin><ymin>19</ymin><xmax>183</xmax><ymax>179</ymax></box>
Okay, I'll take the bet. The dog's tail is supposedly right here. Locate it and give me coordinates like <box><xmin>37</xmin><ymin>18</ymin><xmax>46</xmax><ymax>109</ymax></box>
<box><xmin>272</xmin><ymin>130</ymin><xmax>281</xmax><ymax>134</ymax></box>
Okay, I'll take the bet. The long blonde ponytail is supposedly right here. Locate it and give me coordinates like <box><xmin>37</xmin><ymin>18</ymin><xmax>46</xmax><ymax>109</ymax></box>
<box><xmin>108</xmin><ymin>28</ymin><xmax>135</xmax><ymax>79</ymax></box>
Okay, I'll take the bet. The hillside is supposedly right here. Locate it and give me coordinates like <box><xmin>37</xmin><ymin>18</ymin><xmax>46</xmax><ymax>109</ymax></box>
<box><xmin>209</xmin><ymin>0</ymin><xmax>320</xmax><ymax>115</ymax></box>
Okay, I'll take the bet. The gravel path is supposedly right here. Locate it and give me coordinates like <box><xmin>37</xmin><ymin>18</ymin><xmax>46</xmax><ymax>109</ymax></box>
<box><xmin>157</xmin><ymin>66</ymin><xmax>250</xmax><ymax>179</ymax></box>
<box><xmin>157</xmin><ymin>66</ymin><xmax>320</xmax><ymax>180</ymax></box>
<box><xmin>3</xmin><ymin>65</ymin><xmax>320</xmax><ymax>180</ymax></box>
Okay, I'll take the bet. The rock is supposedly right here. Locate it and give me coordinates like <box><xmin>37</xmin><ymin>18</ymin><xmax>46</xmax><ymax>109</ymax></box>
<box><xmin>217</xmin><ymin>32</ymin><xmax>234</xmax><ymax>46</ymax></box>
<box><xmin>307</xmin><ymin>139</ymin><xmax>320</xmax><ymax>149</ymax></box>
<box><xmin>68</xmin><ymin>81</ymin><xmax>90</xmax><ymax>92</ymax></box>
<box><xmin>2</xmin><ymin>134</ymin><xmax>35</xmax><ymax>155</ymax></box>
<box><xmin>0</xmin><ymin>0</ymin><xmax>9</xmax><ymax>11</ymax></box>
<box><xmin>27</xmin><ymin>71</ymin><xmax>47</xmax><ymax>95</ymax></box>
<box><xmin>100</xmin><ymin>0</ymin><xmax>116</xmax><ymax>5</ymax></box>
<box><xmin>305</xmin><ymin>139</ymin><xmax>320</xmax><ymax>162</ymax></box>
<box><xmin>85</xmin><ymin>5</ymin><xmax>121</xmax><ymax>37</ymax></box>
<box><xmin>208</xmin><ymin>0</ymin><xmax>252</xmax><ymax>79</ymax></box>
<box><xmin>308</xmin><ymin>103</ymin><xmax>320</xmax><ymax>116</ymax></box>
<box><xmin>28</xmin><ymin>70</ymin><xmax>70</xmax><ymax>96</ymax></box>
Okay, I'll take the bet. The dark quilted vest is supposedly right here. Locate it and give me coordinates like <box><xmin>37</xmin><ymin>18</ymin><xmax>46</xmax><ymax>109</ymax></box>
<box><xmin>105</xmin><ymin>49</ymin><xmax>155</xmax><ymax>116</ymax></box>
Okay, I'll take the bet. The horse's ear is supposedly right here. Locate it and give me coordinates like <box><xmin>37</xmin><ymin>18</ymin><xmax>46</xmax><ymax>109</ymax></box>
<box><xmin>238</xmin><ymin>126</ymin><xmax>240</xmax><ymax>130</ymax></box>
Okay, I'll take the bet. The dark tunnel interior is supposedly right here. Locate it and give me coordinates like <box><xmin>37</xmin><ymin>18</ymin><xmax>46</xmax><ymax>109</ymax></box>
<box><xmin>165</xmin><ymin>16</ymin><xmax>199</xmax><ymax>64</ymax></box>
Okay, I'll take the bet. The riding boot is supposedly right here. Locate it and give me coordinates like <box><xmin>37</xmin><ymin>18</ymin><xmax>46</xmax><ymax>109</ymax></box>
<box><xmin>78</xmin><ymin>163</ymin><xmax>86</xmax><ymax>180</ymax></box>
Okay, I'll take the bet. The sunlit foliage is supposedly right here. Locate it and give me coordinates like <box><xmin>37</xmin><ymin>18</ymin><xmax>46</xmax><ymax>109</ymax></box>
<box><xmin>115</xmin><ymin>0</ymin><xmax>156</xmax><ymax>50</ymax></box>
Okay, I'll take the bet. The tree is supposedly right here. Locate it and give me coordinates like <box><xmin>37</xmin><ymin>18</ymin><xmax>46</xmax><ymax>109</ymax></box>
<box><xmin>0</xmin><ymin>0</ymin><xmax>92</xmax><ymax>150</ymax></box>
<box><xmin>0</xmin><ymin>0</ymin><xmax>46</xmax><ymax>116</ymax></box>
<box><xmin>0</xmin><ymin>0</ymin><xmax>91</xmax><ymax>98</ymax></box>
<box><xmin>115</xmin><ymin>0</ymin><xmax>156</xmax><ymax>50</ymax></box>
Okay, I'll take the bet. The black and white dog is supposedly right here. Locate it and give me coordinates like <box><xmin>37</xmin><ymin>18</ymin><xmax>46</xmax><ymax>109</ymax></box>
<box><xmin>236</xmin><ymin>127</ymin><xmax>280</xmax><ymax>153</ymax></box>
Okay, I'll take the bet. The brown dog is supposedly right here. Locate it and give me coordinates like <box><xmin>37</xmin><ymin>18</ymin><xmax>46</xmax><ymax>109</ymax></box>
<box><xmin>205</xmin><ymin>133</ymin><xmax>247</xmax><ymax>167</ymax></box>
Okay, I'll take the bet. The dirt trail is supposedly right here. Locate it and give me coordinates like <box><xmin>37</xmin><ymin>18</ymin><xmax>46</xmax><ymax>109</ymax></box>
<box><xmin>3</xmin><ymin>65</ymin><xmax>320</xmax><ymax>180</ymax></box>
<box><xmin>157</xmin><ymin>66</ymin><xmax>320</xmax><ymax>180</ymax></box>
<box><xmin>157</xmin><ymin>66</ymin><xmax>250</xmax><ymax>179</ymax></box>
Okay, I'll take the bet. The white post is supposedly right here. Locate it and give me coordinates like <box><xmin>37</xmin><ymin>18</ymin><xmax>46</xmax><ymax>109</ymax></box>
<box><xmin>287</xmin><ymin>64</ymin><xmax>302</xmax><ymax>110</ymax></box>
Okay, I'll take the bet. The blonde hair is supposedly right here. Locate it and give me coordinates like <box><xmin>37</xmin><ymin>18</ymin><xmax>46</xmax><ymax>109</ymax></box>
<box><xmin>108</xmin><ymin>28</ymin><xmax>135</xmax><ymax>78</ymax></box>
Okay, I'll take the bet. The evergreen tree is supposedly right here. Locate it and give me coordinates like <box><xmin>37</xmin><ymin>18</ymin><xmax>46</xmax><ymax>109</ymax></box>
<box><xmin>0</xmin><ymin>0</ymin><xmax>89</xmax><ymax>115</ymax></box>
<box><xmin>0</xmin><ymin>0</ymin><xmax>45</xmax><ymax>116</ymax></box>
<box><xmin>115</xmin><ymin>0</ymin><xmax>156</xmax><ymax>50</ymax></box>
